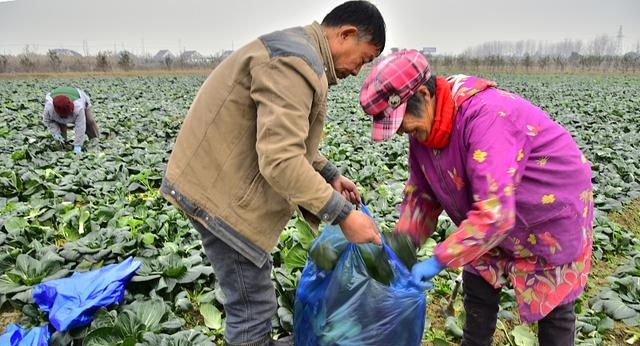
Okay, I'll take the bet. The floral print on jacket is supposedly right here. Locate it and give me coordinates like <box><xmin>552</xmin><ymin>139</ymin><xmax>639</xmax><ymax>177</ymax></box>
<box><xmin>396</xmin><ymin>75</ymin><xmax>594</xmax><ymax>323</ymax></box>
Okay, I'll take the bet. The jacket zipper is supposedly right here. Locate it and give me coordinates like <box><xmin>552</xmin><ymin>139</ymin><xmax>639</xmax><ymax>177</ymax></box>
<box><xmin>433</xmin><ymin>149</ymin><xmax>463</xmax><ymax>220</ymax></box>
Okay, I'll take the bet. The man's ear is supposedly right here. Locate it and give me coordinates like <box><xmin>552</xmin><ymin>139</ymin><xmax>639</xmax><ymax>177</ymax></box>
<box><xmin>338</xmin><ymin>25</ymin><xmax>358</xmax><ymax>40</ymax></box>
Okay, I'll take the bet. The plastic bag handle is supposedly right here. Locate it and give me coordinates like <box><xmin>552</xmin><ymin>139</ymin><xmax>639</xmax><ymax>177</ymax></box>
<box><xmin>360</xmin><ymin>202</ymin><xmax>397</xmax><ymax>251</ymax></box>
<box><xmin>359</xmin><ymin>202</ymin><xmax>373</xmax><ymax>218</ymax></box>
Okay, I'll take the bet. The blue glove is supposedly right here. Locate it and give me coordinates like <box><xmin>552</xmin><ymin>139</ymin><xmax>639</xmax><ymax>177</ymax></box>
<box><xmin>53</xmin><ymin>133</ymin><xmax>64</xmax><ymax>142</ymax></box>
<box><xmin>73</xmin><ymin>145</ymin><xmax>82</xmax><ymax>154</ymax></box>
<box><xmin>411</xmin><ymin>256</ymin><xmax>444</xmax><ymax>290</ymax></box>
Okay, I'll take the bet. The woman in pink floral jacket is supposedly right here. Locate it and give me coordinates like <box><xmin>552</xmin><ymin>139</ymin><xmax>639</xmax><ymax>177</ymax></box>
<box><xmin>359</xmin><ymin>50</ymin><xmax>593</xmax><ymax>346</ymax></box>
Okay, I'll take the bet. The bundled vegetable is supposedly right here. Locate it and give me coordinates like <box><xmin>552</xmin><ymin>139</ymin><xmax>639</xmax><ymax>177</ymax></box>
<box><xmin>308</xmin><ymin>230</ymin><xmax>347</xmax><ymax>271</ymax></box>
<box><xmin>308</xmin><ymin>230</ymin><xmax>417</xmax><ymax>285</ymax></box>
<box><xmin>382</xmin><ymin>232</ymin><xmax>417</xmax><ymax>270</ymax></box>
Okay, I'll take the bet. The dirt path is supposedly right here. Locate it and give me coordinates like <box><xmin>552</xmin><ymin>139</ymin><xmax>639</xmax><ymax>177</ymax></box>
<box><xmin>0</xmin><ymin>306</ymin><xmax>21</xmax><ymax>333</ymax></box>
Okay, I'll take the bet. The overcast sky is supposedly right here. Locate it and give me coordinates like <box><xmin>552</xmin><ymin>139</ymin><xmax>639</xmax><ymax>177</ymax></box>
<box><xmin>1</xmin><ymin>0</ymin><xmax>639</xmax><ymax>56</ymax></box>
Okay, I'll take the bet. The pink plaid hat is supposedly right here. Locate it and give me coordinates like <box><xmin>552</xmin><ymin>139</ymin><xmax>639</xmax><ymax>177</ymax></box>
<box><xmin>359</xmin><ymin>49</ymin><xmax>431</xmax><ymax>141</ymax></box>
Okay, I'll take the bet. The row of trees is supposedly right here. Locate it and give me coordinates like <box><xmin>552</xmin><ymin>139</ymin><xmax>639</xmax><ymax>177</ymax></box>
<box><xmin>3</xmin><ymin>32</ymin><xmax>639</xmax><ymax>74</ymax></box>
<box><xmin>461</xmin><ymin>35</ymin><xmax>636</xmax><ymax>58</ymax></box>
<box><xmin>0</xmin><ymin>49</ymin><xmax>231</xmax><ymax>74</ymax></box>
<box><xmin>1</xmin><ymin>49</ymin><xmax>639</xmax><ymax>75</ymax></box>
<box><xmin>428</xmin><ymin>52</ymin><xmax>640</xmax><ymax>73</ymax></box>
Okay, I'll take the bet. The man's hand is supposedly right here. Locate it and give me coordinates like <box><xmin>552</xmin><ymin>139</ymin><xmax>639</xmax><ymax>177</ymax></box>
<box><xmin>339</xmin><ymin>210</ymin><xmax>381</xmax><ymax>245</ymax></box>
<box><xmin>331</xmin><ymin>175</ymin><xmax>361</xmax><ymax>204</ymax></box>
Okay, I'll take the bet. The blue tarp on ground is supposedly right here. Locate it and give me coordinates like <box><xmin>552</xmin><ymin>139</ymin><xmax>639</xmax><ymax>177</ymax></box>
<box><xmin>32</xmin><ymin>256</ymin><xmax>141</xmax><ymax>332</ymax></box>
<box><xmin>0</xmin><ymin>324</ymin><xmax>50</xmax><ymax>346</ymax></box>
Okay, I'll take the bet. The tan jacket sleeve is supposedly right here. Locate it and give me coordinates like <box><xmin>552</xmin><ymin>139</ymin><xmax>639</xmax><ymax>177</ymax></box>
<box><xmin>251</xmin><ymin>57</ymin><xmax>349</xmax><ymax>222</ymax></box>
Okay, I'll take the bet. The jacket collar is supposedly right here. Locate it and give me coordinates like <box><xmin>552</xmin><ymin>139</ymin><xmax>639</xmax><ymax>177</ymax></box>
<box><xmin>305</xmin><ymin>21</ymin><xmax>338</xmax><ymax>86</ymax></box>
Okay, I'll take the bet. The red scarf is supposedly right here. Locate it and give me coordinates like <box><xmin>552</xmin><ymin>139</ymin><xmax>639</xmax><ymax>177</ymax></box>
<box><xmin>423</xmin><ymin>77</ymin><xmax>455</xmax><ymax>149</ymax></box>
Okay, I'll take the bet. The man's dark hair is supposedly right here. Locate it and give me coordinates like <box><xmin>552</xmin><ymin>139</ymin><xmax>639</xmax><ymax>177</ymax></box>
<box><xmin>321</xmin><ymin>1</ymin><xmax>386</xmax><ymax>52</ymax></box>
<box><xmin>406</xmin><ymin>75</ymin><xmax>437</xmax><ymax>116</ymax></box>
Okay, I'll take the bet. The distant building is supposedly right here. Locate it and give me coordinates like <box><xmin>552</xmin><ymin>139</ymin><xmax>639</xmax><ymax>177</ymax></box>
<box><xmin>50</xmin><ymin>48</ymin><xmax>82</xmax><ymax>57</ymax></box>
<box><xmin>180</xmin><ymin>50</ymin><xmax>207</xmax><ymax>64</ymax></box>
<box><xmin>153</xmin><ymin>49</ymin><xmax>174</xmax><ymax>61</ymax></box>
<box><xmin>421</xmin><ymin>47</ymin><xmax>437</xmax><ymax>55</ymax></box>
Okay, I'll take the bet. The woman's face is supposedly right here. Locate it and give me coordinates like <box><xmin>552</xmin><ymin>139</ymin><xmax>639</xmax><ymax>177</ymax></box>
<box><xmin>396</xmin><ymin>86</ymin><xmax>434</xmax><ymax>141</ymax></box>
<box><xmin>397</xmin><ymin>112</ymin><xmax>429</xmax><ymax>141</ymax></box>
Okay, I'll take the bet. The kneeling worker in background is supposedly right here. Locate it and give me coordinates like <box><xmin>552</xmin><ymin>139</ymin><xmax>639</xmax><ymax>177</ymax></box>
<box><xmin>42</xmin><ymin>86</ymin><xmax>99</xmax><ymax>153</ymax></box>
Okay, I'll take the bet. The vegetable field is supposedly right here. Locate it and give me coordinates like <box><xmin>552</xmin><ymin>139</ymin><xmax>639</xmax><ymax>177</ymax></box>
<box><xmin>1</xmin><ymin>73</ymin><xmax>639</xmax><ymax>345</ymax></box>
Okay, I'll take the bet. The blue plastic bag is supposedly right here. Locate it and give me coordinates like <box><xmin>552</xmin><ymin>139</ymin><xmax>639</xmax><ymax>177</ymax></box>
<box><xmin>294</xmin><ymin>219</ymin><xmax>426</xmax><ymax>345</ymax></box>
<box><xmin>32</xmin><ymin>256</ymin><xmax>141</xmax><ymax>332</ymax></box>
<box><xmin>0</xmin><ymin>324</ymin><xmax>50</xmax><ymax>346</ymax></box>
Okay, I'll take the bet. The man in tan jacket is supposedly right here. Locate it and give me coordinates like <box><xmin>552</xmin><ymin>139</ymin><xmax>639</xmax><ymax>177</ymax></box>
<box><xmin>161</xmin><ymin>1</ymin><xmax>386</xmax><ymax>345</ymax></box>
